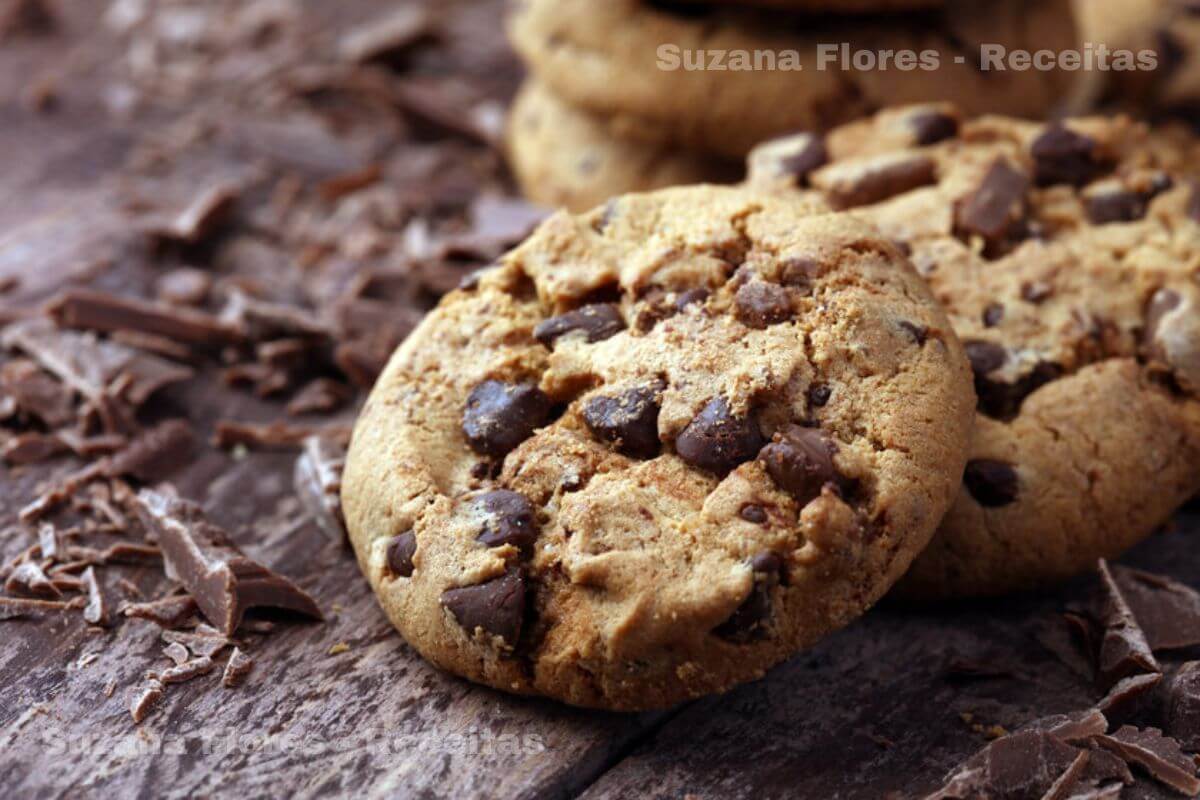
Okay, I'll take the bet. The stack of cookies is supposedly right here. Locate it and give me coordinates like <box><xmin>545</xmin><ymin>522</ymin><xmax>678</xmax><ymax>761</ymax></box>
<box><xmin>505</xmin><ymin>0</ymin><xmax>1083</xmax><ymax>211</ymax></box>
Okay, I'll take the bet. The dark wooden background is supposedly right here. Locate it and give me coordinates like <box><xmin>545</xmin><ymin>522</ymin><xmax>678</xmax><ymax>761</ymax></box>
<box><xmin>1</xmin><ymin>1</ymin><xmax>1197</xmax><ymax>797</ymax></box>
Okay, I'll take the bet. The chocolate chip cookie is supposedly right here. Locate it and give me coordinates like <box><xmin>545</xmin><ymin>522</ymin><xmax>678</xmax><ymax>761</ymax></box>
<box><xmin>747</xmin><ymin>104</ymin><xmax>1200</xmax><ymax>598</ymax></box>
<box><xmin>341</xmin><ymin>184</ymin><xmax>975</xmax><ymax>709</ymax></box>
<box><xmin>507</xmin><ymin>0</ymin><xmax>1079</xmax><ymax>159</ymax></box>
<box><xmin>507</xmin><ymin>80</ymin><xmax>740</xmax><ymax>212</ymax></box>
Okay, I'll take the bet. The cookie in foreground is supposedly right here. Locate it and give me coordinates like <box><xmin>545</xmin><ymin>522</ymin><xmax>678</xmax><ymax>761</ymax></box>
<box><xmin>342</xmin><ymin>184</ymin><xmax>974</xmax><ymax>709</ymax></box>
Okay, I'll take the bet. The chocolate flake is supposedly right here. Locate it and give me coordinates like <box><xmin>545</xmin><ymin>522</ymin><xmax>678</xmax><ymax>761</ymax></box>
<box><xmin>1110</xmin><ymin>565</ymin><xmax>1200</xmax><ymax>651</ymax></box>
<box><xmin>161</xmin><ymin>627</ymin><xmax>232</xmax><ymax>659</ymax></box>
<box><xmin>1096</xmin><ymin>560</ymin><xmax>1160</xmax><ymax>691</ymax></box>
<box><xmin>294</xmin><ymin>435</ymin><xmax>347</xmax><ymax>540</ymax></box>
<box><xmin>134</xmin><ymin>488</ymin><xmax>323</xmax><ymax>636</ymax></box>
<box><xmin>1097</xmin><ymin>672</ymin><xmax>1162</xmax><ymax>717</ymax></box>
<box><xmin>129</xmin><ymin>679</ymin><xmax>165</xmax><ymax>724</ymax></box>
<box><xmin>146</xmin><ymin>183</ymin><xmax>239</xmax><ymax>244</ymax></box>
<box><xmin>1094</xmin><ymin>726</ymin><xmax>1200</xmax><ymax>796</ymax></box>
<box><xmin>337</xmin><ymin>6</ymin><xmax>435</xmax><ymax>64</ymax></box>
<box><xmin>0</xmin><ymin>595</ymin><xmax>82</xmax><ymax>620</ymax></box>
<box><xmin>286</xmin><ymin>378</ymin><xmax>352</xmax><ymax>416</ymax></box>
<box><xmin>1165</xmin><ymin>661</ymin><xmax>1200</xmax><ymax>751</ymax></box>
<box><xmin>123</xmin><ymin>595</ymin><xmax>200</xmax><ymax>629</ymax></box>
<box><xmin>928</xmin><ymin>729</ymin><xmax>1086</xmax><ymax>800</ymax></box>
<box><xmin>213</xmin><ymin>420</ymin><xmax>350</xmax><ymax>451</ymax></box>
<box><xmin>81</xmin><ymin>566</ymin><xmax>110</xmax><ymax>626</ymax></box>
<box><xmin>104</xmin><ymin>420</ymin><xmax>193</xmax><ymax>484</ymax></box>
<box><xmin>154</xmin><ymin>655</ymin><xmax>216</xmax><ymax>685</ymax></box>
<box><xmin>222</xmin><ymin>647</ymin><xmax>254</xmax><ymax>688</ymax></box>
<box><xmin>48</xmin><ymin>288</ymin><xmax>240</xmax><ymax>348</ymax></box>
<box><xmin>5</xmin><ymin>561</ymin><xmax>60</xmax><ymax>598</ymax></box>
<box><xmin>162</xmin><ymin>641</ymin><xmax>190</xmax><ymax>666</ymax></box>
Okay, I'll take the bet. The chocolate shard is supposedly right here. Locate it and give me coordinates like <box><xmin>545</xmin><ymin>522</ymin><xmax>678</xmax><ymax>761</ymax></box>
<box><xmin>47</xmin><ymin>288</ymin><xmax>241</xmax><ymax>347</ymax></box>
<box><xmin>440</xmin><ymin>569</ymin><xmax>525</xmax><ymax>646</ymax></box>
<box><xmin>0</xmin><ymin>358</ymin><xmax>74</xmax><ymax>427</ymax></box>
<box><xmin>337</xmin><ymin>6</ymin><xmax>436</xmax><ymax>63</ymax></box>
<box><xmin>214</xmin><ymin>420</ymin><xmax>350</xmax><ymax>451</ymax></box>
<box><xmin>123</xmin><ymin>595</ymin><xmax>200</xmax><ymax>629</ymax></box>
<box><xmin>134</xmin><ymin>487</ymin><xmax>323</xmax><ymax>636</ymax></box>
<box><xmin>163</xmin><ymin>641</ymin><xmax>190</xmax><ymax>666</ymax></box>
<box><xmin>1097</xmin><ymin>672</ymin><xmax>1162</xmax><ymax>718</ymax></box>
<box><xmin>1165</xmin><ymin>662</ymin><xmax>1200</xmax><ymax>751</ymax></box>
<box><xmin>1023</xmin><ymin>708</ymin><xmax>1110</xmax><ymax>744</ymax></box>
<box><xmin>0</xmin><ymin>596</ymin><xmax>83</xmax><ymax>620</ymax></box>
<box><xmin>1093</xmin><ymin>725</ymin><xmax>1200</xmax><ymax>796</ymax></box>
<box><xmin>222</xmin><ymin>647</ymin><xmax>254</xmax><ymax>688</ymax></box>
<box><xmin>145</xmin><ymin>182</ymin><xmax>239</xmax><ymax>244</ymax></box>
<box><xmin>103</xmin><ymin>420</ymin><xmax>193</xmax><ymax>484</ymax></box>
<box><xmin>2</xmin><ymin>318</ymin><xmax>193</xmax><ymax>406</ymax></box>
<box><xmin>928</xmin><ymin>729</ymin><xmax>1086</xmax><ymax>800</ymax></box>
<box><xmin>286</xmin><ymin>378</ymin><xmax>352</xmax><ymax>417</ymax></box>
<box><xmin>2</xmin><ymin>432</ymin><xmax>68</xmax><ymax>465</ymax></box>
<box><xmin>1111</xmin><ymin>565</ymin><xmax>1200</xmax><ymax>651</ymax></box>
<box><xmin>154</xmin><ymin>655</ymin><xmax>216</xmax><ymax>685</ymax></box>
<box><xmin>1096</xmin><ymin>560</ymin><xmax>1161</xmax><ymax>691</ymax></box>
<box><xmin>293</xmin><ymin>435</ymin><xmax>347</xmax><ymax>540</ymax></box>
<box><xmin>5</xmin><ymin>561</ymin><xmax>60</xmax><ymax>598</ymax></box>
<box><xmin>162</xmin><ymin>626</ymin><xmax>233</xmax><ymax>659</ymax></box>
<box><xmin>129</xmin><ymin>679</ymin><xmax>165</xmax><ymax>724</ymax></box>
<box><xmin>219</xmin><ymin>289</ymin><xmax>333</xmax><ymax>343</ymax></box>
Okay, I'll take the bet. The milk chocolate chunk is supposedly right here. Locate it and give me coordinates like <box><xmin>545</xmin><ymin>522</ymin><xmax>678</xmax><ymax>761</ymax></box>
<box><xmin>533</xmin><ymin>303</ymin><xmax>625</xmax><ymax>348</ymax></box>
<box><xmin>1097</xmin><ymin>672</ymin><xmax>1162</xmax><ymax>717</ymax></box>
<box><xmin>963</xmin><ymin>459</ymin><xmax>1019</xmax><ymax>507</ymax></box>
<box><xmin>294</xmin><ymin>435</ymin><xmax>347</xmax><ymax>541</ymax></box>
<box><xmin>134</xmin><ymin>488</ymin><xmax>323</xmax><ymax>636</ymax></box>
<box><xmin>675</xmin><ymin>396</ymin><xmax>764</xmax><ymax>475</ymax></box>
<box><xmin>1094</xmin><ymin>726</ymin><xmax>1200</xmax><ymax>796</ymax></box>
<box><xmin>734</xmin><ymin>281</ymin><xmax>792</xmax><ymax>329</ymax></box>
<box><xmin>1096</xmin><ymin>560</ymin><xmax>1160</xmax><ymax>691</ymax></box>
<box><xmin>441</xmin><ymin>569</ymin><xmax>525</xmax><ymax>646</ymax></box>
<box><xmin>582</xmin><ymin>382</ymin><xmax>663</xmax><ymax>458</ymax></box>
<box><xmin>1031</xmin><ymin>124</ymin><xmax>1110</xmax><ymax>187</ymax></box>
<box><xmin>1110</xmin><ymin>565</ymin><xmax>1200</xmax><ymax>651</ymax></box>
<box><xmin>714</xmin><ymin>551</ymin><xmax>783</xmax><ymax>643</ymax></box>
<box><xmin>954</xmin><ymin>159</ymin><xmax>1030</xmax><ymax>245</ymax></box>
<box><xmin>386</xmin><ymin>531</ymin><xmax>417</xmax><ymax>577</ymax></box>
<box><xmin>475</xmin><ymin>490</ymin><xmax>538</xmax><ymax>551</ymax></box>
<box><xmin>461</xmin><ymin>379</ymin><xmax>552</xmax><ymax>457</ymax></box>
<box><xmin>759</xmin><ymin>425</ymin><xmax>841</xmax><ymax>506</ymax></box>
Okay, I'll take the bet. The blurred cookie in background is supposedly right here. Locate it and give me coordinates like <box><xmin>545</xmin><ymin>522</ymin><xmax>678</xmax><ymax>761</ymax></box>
<box><xmin>507</xmin><ymin>80</ymin><xmax>741</xmax><ymax>212</ymax></box>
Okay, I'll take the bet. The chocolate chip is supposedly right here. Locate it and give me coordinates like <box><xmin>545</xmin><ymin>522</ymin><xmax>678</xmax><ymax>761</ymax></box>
<box><xmin>964</xmin><ymin>340</ymin><xmax>1007</xmax><ymax>376</ymax></box>
<box><xmin>533</xmin><ymin>303</ymin><xmax>625</xmax><ymax>348</ymax></box>
<box><xmin>759</xmin><ymin>425</ymin><xmax>842</xmax><ymax>506</ymax></box>
<box><xmin>675</xmin><ymin>288</ymin><xmax>709</xmax><ymax>310</ymax></box>
<box><xmin>750</xmin><ymin>133</ymin><xmax>827</xmax><ymax>185</ymax></box>
<box><xmin>462</xmin><ymin>380</ymin><xmax>552</xmax><ymax>457</ymax></box>
<box><xmin>386</xmin><ymin>531</ymin><xmax>417</xmax><ymax>577</ymax></box>
<box><xmin>441</xmin><ymin>570</ymin><xmax>525</xmax><ymax>646</ymax></box>
<box><xmin>954</xmin><ymin>159</ymin><xmax>1030</xmax><ymax>245</ymax></box>
<box><xmin>821</xmin><ymin>153</ymin><xmax>938</xmax><ymax>209</ymax></box>
<box><xmin>475</xmin><ymin>490</ymin><xmax>539</xmax><ymax>550</ymax></box>
<box><xmin>1088</xmin><ymin>188</ymin><xmax>1142</xmax><ymax>225</ymax></box>
<box><xmin>675</xmin><ymin>397</ymin><xmax>765</xmax><ymax>475</ymax></box>
<box><xmin>963</xmin><ymin>459</ymin><xmax>1018</xmax><ymax>507</ymax></box>
<box><xmin>807</xmin><ymin>383</ymin><xmax>831</xmax><ymax>407</ymax></box>
<box><xmin>778</xmin><ymin>135</ymin><xmax>828</xmax><ymax>183</ymax></box>
<box><xmin>582</xmin><ymin>382</ymin><xmax>663</xmax><ymax>458</ymax></box>
<box><xmin>780</xmin><ymin>257</ymin><xmax>821</xmax><ymax>288</ymax></box>
<box><xmin>1031</xmin><ymin>124</ymin><xmax>1109</xmax><ymax>187</ymax></box>
<box><xmin>908</xmin><ymin>109</ymin><xmax>959</xmax><ymax>145</ymax></box>
<box><xmin>734</xmin><ymin>281</ymin><xmax>793</xmax><ymax>329</ymax></box>
<box><xmin>982</xmin><ymin>303</ymin><xmax>1005</xmax><ymax>327</ymax></box>
<box><xmin>739</xmin><ymin>504</ymin><xmax>767</xmax><ymax>524</ymax></box>
<box><xmin>714</xmin><ymin>551</ymin><xmax>784</xmax><ymax>642</ymax></box>
<box><xmin>1020</xmin><ymin>281</ymin><xmax>1053</xmax><ymax>304</ymax></box>
<box><xmin>898</xmin><ymin>320</ymin><xmax>928</xmax><ymax>345</ymax></box>
<box><xmin>978</xmin><ymin>361</ymin><xmax>1062</xmax><ymax>419</ymax></box>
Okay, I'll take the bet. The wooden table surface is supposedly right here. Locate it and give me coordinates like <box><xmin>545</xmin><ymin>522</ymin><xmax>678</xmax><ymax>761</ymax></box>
<box><xmin>1</xmin><ymin>2</ymin><xmax>1197</xmax><ymax>798</ymax></box>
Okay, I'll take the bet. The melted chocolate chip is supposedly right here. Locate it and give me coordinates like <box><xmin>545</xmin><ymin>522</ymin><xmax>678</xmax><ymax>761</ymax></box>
<box><xmin>963</xmin><ymin>459</ymin><xmax>1019</xmax><ymax>507</ymax></box>
<box><xmin>386</xmin><ymin>531</ymin><xmax>417</xmax><ymax>577</ymax></box>
<box><xmin>908</xmin><ymin>109</ymin><xmax>959</xmax><ymax>145</ymax></box>
<box><xmin>1031</xmin><ymin>124</ymin><xmax>1109</xmax><ymax>187</ymax></box>
<box><xmin>462</xmin><ymin>380</ymin><xmax>552</xmax><ymax>457</ymax></box>
<box><xmin>675</xmin><ymin>397</ymin><xmax>765</xmax><ymax>475</ymax></box>
<box><xmin>714</xmin><ymin>551</ymin><xmax>784</xmax><ymax>643</ymax></box>
<box><xmin>759</xmin><ymin>425</ymin><xmax>841</xmax><ymax>506</ymax></box>
<box><xmin>982</xmin><ymin>303</ymin><xmax>1005</xmax><ymax>328</ymax></box>
<box><xmin>476</xmin><ymin>490</ymin><xmax>539</xmax><ymax>551</ymax></box>
<box><xmin>739</xmin><ymin>504</ymin><xmax>768</xmax><ymax>524</ymax></box>
<box><xmin>441</xmin><ymin>570</ymin><xmax>525</xmax><ymax>646</ymax></box>
<box><xmin>734</xmin><ymin>281</ymin><xmax>793</xmax><ymax>329</ymax></box>
<box><xmin>953</xmin><ymin>159</ymin><xmax>1030</xmax><ymax>246</ymax></box>
<box><xmin>964</xmin><ymin>340</ymin><xmax>1008</xmax><ymax>376</ymax></box>
<box><xmin>534</xmin><ymin>303</ymin><xmax>625</xmax><ymax>348</ymax></box>
<box><xmin>582</xmin><ymin>382</ymin><xmax>663</xmax><ymax>459</ymax></box>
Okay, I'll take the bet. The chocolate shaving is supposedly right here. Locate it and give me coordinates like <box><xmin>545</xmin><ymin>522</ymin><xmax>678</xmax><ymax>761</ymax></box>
<box><xmin>1026</xmin><ymin>709</ymin><xmax>1110</xmax><ymax>744</ymax></box>
<box><xmin>214</xmin><ymin>420</ymin><xmax>350</xmax><ymax>451</ymax></box>
<box><xmin>1111</xmin><ymin>565</ymin><xmax>1200</xmax><ymax>652</ymax></box>
<box><xmin>134</xmin><ymin>488</ymin><xmax>323</xmax><ymax>636</ymax></box>
<box><xmin>2</xmin><ymin>431</ymin><xmax>68</xmax><ymax>465</ymax></box>
<box><xmin>286</xmin><ymin>378</ymin><xmax>352</xmax><ymax>417</ymax></box>
<box><xmin>153</xmin><ymin>655</ymin><xmax>216</xmax><ymax>685</ymax></box>
<box><xmin>48</xmin><ymin>288</ymin><xmax>240</xmax><ymax>348</ymax></box>
<box><xmin>81</xmin><ymin>566</ymin><xmax>109</xmax><ymax>626</ymax></box>
<box><xmin>162</xmin><ymin>641</ymin><xmax>190</xmax><ymax>666</ymax></box>
<box><xmin>219</xmin><ymin>289</ymin><xmax>332</xmax><ymax>342</ymax></box>
<box><xmin>36</xmin><ymin>523</ymin><xmax>59</xmax><ymax>559</ymax></box>
<box><xmin>1096</xmin><ymin>560</ymin><xmax>1160</xmax><ymax>690</ymax></box>
<box><xmin>0</xmin><ymin>358</ymin><xmax>74</xmax><ymax>427</ymax></box>
<box><xmin>145</xmin><ymin>183</ymin><xmax>239</xmax><ymax>244</ymax></box>
<box><xmin>0</xmin><ymin>595</ymin><xmax>82</xmax><ymax>620</ymax></box>
<box><xmin>5</xmin><ymin>561</ymin><xmax>60</xmax><ymax>597</ymax></box>
<box><xmin>103</xmin><ymin>420</ymin><xmax>193</xmax><ymax>484</ymax></box>
<box><xmin>1097</xmin><ymin>672</ymin><xmax>1162</xmax><ymax>718</ymax></box>
<box><xmin>1094</xmin><ymin>725</ymin><xmax>1200</xmax><ymax>795</ymax></box>
<box><xmin>1165</xmin><ymin>662</ymin><xmax>1200</xmax><ymax>752</ymax></box>
<box><xmin>294</xmin><ymin>435</ymin><xmax>346</xmax><ymax>540</ymax></box>
<box><xmin>927</xmin><ymin>729</ymin><xmax>1087</xmax><ymax>800</ymax></box>
<box><xmin>337</xmin><ymin>6</ymin><xmax>435</xmax><ymax>64</ymax></box>
<box><xmin>222</xmin><ymin>647</ymin><xmax>254</xmax><ymax>688</ymax></box>
<box><xmin>123</xmin><ymin>595</ymin><xmax>199</xmax><ymax>629</ymax></box>
<box><xmin>161</xmin><ymin>626</ymin><xmax>232</xmax><ymax>659</ymax></box>
<box><xmin>129</xmin><ymin>679</ymin><xmax>164</xmax><ymax>724</ymax></box>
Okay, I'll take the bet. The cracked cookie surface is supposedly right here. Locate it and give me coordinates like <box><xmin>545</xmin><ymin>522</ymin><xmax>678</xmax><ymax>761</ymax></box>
<box><xmin>747</xmin><ymin>104</ymin><xmax>1200</xmax><ymax>598</ymax></box>
<box><xmin>342</xmin><ymin>184</ymin><xmax>974</xmax><ymax>709</ymax></box>
<box><xmin>506</xmin><ymin>0</ymin><xmax>1079</xmax><ymax>160</ymax></box>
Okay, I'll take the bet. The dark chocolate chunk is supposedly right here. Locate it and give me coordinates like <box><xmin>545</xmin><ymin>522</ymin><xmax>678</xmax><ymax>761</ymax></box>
<box><xmin>441</xmin><ymin>569</ymin><xmax>525</xmax><ymax>646</ymax></box>
<box><xmin>739</xmin><ymin>504</ymin><xmax>768</xmax><ymax>524</ymax></box>
<box><xmin>582</xmin><ymin>382</ymin><xmax>663</xmax><ymax>458</ymax></box>
<box><xmin>734</xmin><ymin>281</ymin><xmax>793</xmax><ymax>329</ymax></box>
<box><xmin>954</xmin><ymin>159</ymin><xmax>1031</xmax><ymax>246</ymax></box>
<box><xmin>963</xmin><ymin>459</ymin><xmax>1019</xmax><ymax>507</ymax></box>
<box><xmin>1031</xmin><ymin>124</ymin><xmax>1110</xmax><ymax>187</ymax></box>
<box><xmin>533</xmin><ymin>303</ymin><xmax>625</xmax><ymax>348</ymax></box>
<box><xmin>1166</xmin><ymin>662</ymin><xmax>1200</xmax><ymax>751</ymax></box>
<box><xmin>134</xmin><ymin>488</ymin><xmax>324</xmax><ymax>636</ymax></box>
<box><xmin>222</xmin><ymin>647</ymin><xmax>255</xmax><ymax>688</ymax></box>
<box><xmin>475</xmin><ymin>490</ymin><xmax>538</xmax><ymax>551</ymax></box>
<box><xmin>825</xmin><ymin>153</ymin><xmax>937</xmax><ymax>209</ymax></box>
<box><xmin>1097</xmin><ymin>672</ymin><xmax>1162</xmax><ymax>717</ymax></box>
<box><xmin>294</xmin><ymin>435</ymin><xmax>346</xmax><ymax>541</ymax></box>
<box><xmin>965</xmin><ymin>341</ymin><xmax>1061</xmax><ymax>417</ymax></box>
<box><xmin>759</xmin><ymin>425</ymin><xmax>841</xmax><ymax>506</ymax></box>
<box><xmin>964</xmin><ymin>339</ymin><xmax>1008</xmax><ymax>376</ymax></box>
<box><xmin>714</xmin><ymin>551</ymin><xmax>784</xmax><ymax>643</ymax></box>
<box><xmin>1086</xmin><ymin>186</ymin><xmax>1147</xmax><ymax>225</ymax></box>
<box><xmin>1094</xmin><ymin>725</ymin><xmax>1200</xmax><ymax>796</ymax></box>
<box><xmin>931</xmin><ymin>728</ymin><xmax>1086</xmax><ymax>800</ymax></box>
<box><xmin>779</xmin><ymin>135</ymin><xmax>828</xmax><ymax>183</ymax></box>
<box><xmin>461</xmin><ymin>379</ymin><xmax>552</xmax><ymax>458</ymax></box>
<box><xmin>386</xmin><ymin>531</ymin><xmax>417</xmax><ymax>577</ymax></box>
<box><xmin>908</xmin><ymin>109</ymin><xmax>959</xmax><ymax>145</ymax></box>
<box><xmin>1110</xmin><ymin>565</ymin><xmax>1200</xmax><ymax>651</ymax></box>
<box><xmin>983</xmin><ymin>303</ymin><xmax>1005</xmax><ymax>328</ymax></box>
<box><xmin>674</xmin><ymin>397</ymin><xmax>765</xmax><ymax>475</ymax></box>
<box><xmin>1097</xmin><ymin>560</ymin><xmax>1161</xmax><ymax>691</ymax></box>
<box><xmin>807</xmin><ymin>383</ymin><xmax>831</xmax><ymax>407</ymax></box>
